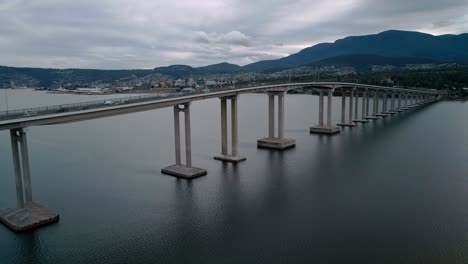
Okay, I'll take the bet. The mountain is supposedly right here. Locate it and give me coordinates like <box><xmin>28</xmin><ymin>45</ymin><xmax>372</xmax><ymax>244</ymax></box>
<box><xmin>243</xmin><ymin>30</ymin><xmax>468</xmax><ymax>71</ymax></box>
<box><xmin>308</xmin><ymin>54</ymin><xmax>437</xmax><ymax>70</ymax></box>
<box><xmin>1</xmin><ymin>30</ymin><xmax>468</xmax><ymax>88</ymax></box>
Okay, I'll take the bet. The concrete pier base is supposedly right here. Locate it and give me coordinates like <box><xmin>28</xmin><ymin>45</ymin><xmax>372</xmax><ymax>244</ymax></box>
<box><xmin>310</xmin><ymin>126</ymin><xmax>341</xmax><ymax>135</ymax></box>
<box><xmin>214</xmin><ymin>155</ymin><xmax>246</xmax><ymax>163</ymax></box>
<box><xmin>257</xmin><ymin>138</ymin><xmax>296</xmax><ymax>150</ymax></box>
<box><xmin>386</xmin><ymin>111</ymin><xmax>398</xmax><ymax>115</ymax></box>
<box><xmin>0</xmin><ymin>202</ymin><xmax>59</xmax><ymax>232</ymax></box>
<box><xmin>365</xmin><ymin>116</ymin><xmax>381</xmax><ymax>120</ymax></box>
<box><xmin>161</xmin><ymin>165</ymin><xmax>207</xmax><ymax>179</ymax></box>
<box><xmin>376</xmin><ymin>113</ymin><xmax>390</xmax><ymax>117</ymax></box>
<box><xmin>337</xmin><ymin>123</ymin><xmax>357</xmax><ymax>127</ymax></box>
<box><xmin>353</xmin><ymin>119</ymin><xmax>370</xmax><ymax>123</ymax></box>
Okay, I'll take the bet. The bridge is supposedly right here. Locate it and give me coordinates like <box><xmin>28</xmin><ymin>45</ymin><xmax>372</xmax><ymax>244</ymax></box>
<box><xmin>0</xmin><ymin>82</ymin><xmax>446</xmax><ymax>232</ymax></box>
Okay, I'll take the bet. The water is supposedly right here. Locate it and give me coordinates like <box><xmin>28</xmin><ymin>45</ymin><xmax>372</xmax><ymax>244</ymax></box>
<box><xmin>1</xmin><ymin>90</ymin><xmax>468</xmax><ymax>264</ymax></box>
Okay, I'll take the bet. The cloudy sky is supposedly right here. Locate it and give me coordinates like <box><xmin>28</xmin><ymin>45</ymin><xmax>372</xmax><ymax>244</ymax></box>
<box><xmin>1</xmin><ymin>0</ymin><xmax>467</xmax><ymax>69</ymax></box>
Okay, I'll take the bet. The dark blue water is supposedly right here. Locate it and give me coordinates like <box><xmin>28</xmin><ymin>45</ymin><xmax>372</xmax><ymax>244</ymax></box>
<box><xmin>1</xmin><ymin>90</ymin><xmax>468</xmax><ymax>263</ymax></box>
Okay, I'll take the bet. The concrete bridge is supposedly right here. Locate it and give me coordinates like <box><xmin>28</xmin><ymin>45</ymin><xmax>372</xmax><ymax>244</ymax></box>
<box><xmin>0</xmin><ymin>82</ymin><xmax>446</xmax><ymax>232</ymax></box>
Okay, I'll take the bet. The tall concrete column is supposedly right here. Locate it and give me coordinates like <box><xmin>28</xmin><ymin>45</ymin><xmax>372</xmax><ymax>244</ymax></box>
<box><xmin>173</xmin><ymin>106</ymin><xmax>181</xmax><ymax>165</ymax></box>
<box><xmin>391</xmin><ymin>94</ymin><xmax>395</xmax><ymax>112</ymax></box>
<box><xmin>220</xmin><ymin>99</ymin><xmax>228</xmax><ymax>156</ymax></box>
<box><xmin>373</xmin><ymin>92</ymin><xmax>378</xmax><ymax>116</ymax></box>
<box><xmin>362</xmin><ymin>92</ymin><xmax>367</xmax><ymax>119</ymax></box>
<box><xmin>19</xmin><ymin>129</ymin><xmax>32</xmax><ymax>203</ymax></box>
<box><xmin>231</xmin><ymin>96</ymin><xmax>239</xmax><ymax>157</ymax></box>
<box><xmin>259</xmin><ymin>91</ymin><xmax>295</xmax><ymax>149</ymax></box>
<box><xmin>162</xmin><ymin>103</ymin><xmax>207</xmax><ymax>179</ymax></box>
<box><xmin>184</xmin><ymin>104</ymin><xmax>192</xmax><ymax>168</ymax></box>
<box><xmin>319</xmin><ymin>91</ymin><xmax>324</xmax><ymax>126</ymax></box>
<box><xmin>327</xmin><ymin>90</ymin><xmax>333</xmax><ymax>127</ymax></box>
<box><xmin>365</xmin><ymin>92</ymin><xmax>370</xmax><ymax>117</ymax></box>
<box><xmin>10</xmin><ymin>130</ymin><xmax>24</xmax><ymax>208</ymax></box>
<box><xmin>383</xmin><ymin>93</ymin><xmax>387</xmax><ymax>113</ymax></box>
<box><xmin>341</xmin><ymin>90</ymin><xmax>346</xmax><ymax>124</ymax></box>
<box><xmin>348</xmin><ymin>90</ymin><xmax>354</xmax><ymax>125</ymax></box>
<box><xmin>268</xmin><ymin>93</ymin><xmax>275</xmax><ymax>138</ymax></box>
<box><xmin>398</xmin><ymin>94</ymin><xmax>402</xmax><ymax>110</ymax></box>
<box><xmin>215</xmin><ymin>95</ymin><xmax>246</xmax><ymax>162</ymax></box>
<box><xmin>1</xmin><ymin>128</ymin><xmax>60</xmax><ymax>232</ymax></box>
<box><xmin>354</xmin><ymin>91</ymin><xmax>359</xmax><ymax>120</ymax></box>
<box><xmin>311</xmin><ymin>89</ymin><xmax>340</xmax><ymax>134</ymax></box>
<box><xmin>278</xmin><ymin>92</ymin><xmax>285</xmax><ymax>139</ymax></box>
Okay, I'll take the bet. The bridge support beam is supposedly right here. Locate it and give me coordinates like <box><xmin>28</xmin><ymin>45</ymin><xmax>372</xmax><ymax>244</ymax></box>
<box><xmin>397</xmin><ymin>94</ymin><xmax>404</xmax><ymax>112</ymax></box>
<box><xmin>162</xmin><ymin>103</ymin><xmax>207</xmax><ymax>179</ymax></box>
<box><xmin>353</xmin><ymin>90</ymin><xmax>369</xmax><ymax>123</ymax></box>
<box><xmin>337</xmin><ymin>89</ymin><xmax>357</xmax><ymax>127</ymax></box>
<box><xmin>258</xmin><ymin>92</ymin><xmax>296</xmax><ymax>149</ymax></box>
<box><xmin>310</xmin><ymin>89</ymin><xmax>340</xmax><ymax>134</ymax></box>
<box><xmin>215</xmin><ymin>95</ymin><xmax>246</xmax><ymax>162</ymax></box>
<box><xmin>0</xmin><ymin>128</ymin><xmax>59</xmax><ymax>232</ymax></box>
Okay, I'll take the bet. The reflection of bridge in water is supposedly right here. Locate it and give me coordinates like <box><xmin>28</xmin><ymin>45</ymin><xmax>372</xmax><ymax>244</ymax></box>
<box><xmin>0</xmin><ymin>82</ymin><xmax>447</xmax><ymax>232</ymax></box>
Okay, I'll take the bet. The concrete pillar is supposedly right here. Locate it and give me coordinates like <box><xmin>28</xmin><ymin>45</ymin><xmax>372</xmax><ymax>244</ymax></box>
<box><xmin>327</xmin><ymin>90</ymin><xmax>333</xmax><ymax>127</ymax></box>
<box><xmin>405</xmin><ymin>94</ymin><xmax>408</xmax><ymax>107</ymax></box>
<box><xmin>319</xmin><ymin>91</ymin><xmax>324</xmax><ymax>126</ymax></box>
<box><xmin>354</xmin><ymin>91</ymin><xmax>359</xmax><ymax>120</ymax></box>
<box><xmin>398</xmin><ymin>94</ymin><xmax>402</xmax><ymax>110</ymax></box>
<box><xmin>391</xmin><ymin>94</ymin><xmax>395</xmax><ymax>111</ymax></box>
<box><xmin>365</xmin><ymin>92</ymin><xmax>370</xmax><ymax>117</ymax></box>
<box><xmin>231</xmin><ymin>96</ymin><xmax>239</xmax><ymax>156</ymax></box>
<box><xmin>278</xmin><ymin>92</ymin><xmax>285</xmax><ymax>139</ymax></box>
<box><xmin>221</xmin><ymin>99</ymin><xmax>228</xmax><ymax>156</ymax></box>
<box><xmin>383</xmin><ymin>93</ymin><xmax>387</xmax><ymax>113</ymax></box>
<box><xmin>373</xmin><ymin>92</ymin><xmax>378</xmax><ymax>115</ymax></box>
<box><xmin>268</xmin><ymin>94</ymin><xmax>275</xmax><ymax>138</ymax></box>
<box><xmin>163</xmin><ymin>103</ymin><xmax>207</xmax><ymax>178</ymax></box>
<box><xmin>184</xmin><ymin>104</ymin><xmax>192</xmax><ymax>168</ymax></box>
<box><xmin>173</xmin><ymin>106</ymin><xmax>182</xmax><ymax>165</ymax></box>
<box><xmin>341</xmin><ymin>90</ymin><xmax>346</xmax><ymax>124</ymax></box>
<box><xmin>349</xmin><ymin>90</ymin><xmax>354</xmax><ymax>124</ymax></box>
<box><xmin>19</xmin><ymin>129</ymin><xmax>32</xmax><ymax>203</ymax></box>
<box><xmin>362</xmin><ymin>91</ymin><xmax>367</xmax><ymax>119</ymax></box>
<box><xmin>10</xmin><ymin>130</ymin><xmax>24</xmax><ymax>208</ymax></box>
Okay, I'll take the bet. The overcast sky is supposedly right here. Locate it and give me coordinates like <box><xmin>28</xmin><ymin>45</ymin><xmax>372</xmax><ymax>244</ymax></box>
<box><xmin>1</xmin><ymin>0</ymin><xmax>467</xmax><ymax>69</ymax></box>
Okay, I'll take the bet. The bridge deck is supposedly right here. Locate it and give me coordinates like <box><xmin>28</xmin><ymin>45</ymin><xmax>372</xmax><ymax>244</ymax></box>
<box><xmin>0</xmin><ymin>82</ymin><xmax>443</xmax><ymax>131</ymax></box>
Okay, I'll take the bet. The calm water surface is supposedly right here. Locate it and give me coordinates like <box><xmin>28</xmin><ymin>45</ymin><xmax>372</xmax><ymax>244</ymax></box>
<box><xmin>0</xmin><ymin>90</ymin><xmax>468</xmax><ymax>264</ymax></box>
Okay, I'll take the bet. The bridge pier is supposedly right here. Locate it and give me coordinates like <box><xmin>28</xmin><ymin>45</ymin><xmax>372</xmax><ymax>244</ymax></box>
<box><xmin>0</xmin><ymin>128</ymin><xmax>59</xmax><ymax>232</ymax></box>
<box><xmin>310</xmin><ymin>89</ymin><xmax>340</xmax><ymax>134</ymax></box>
<box><xmin>353</xmin><ymin>90</ymin><xmax>369</xmax><ymax>123</ymax></box>
<box><xmin>215</xmin><ymin>95</ymin><xmax>246</xmax><ymax>162</ymax></box>
<box><xmin>397</xmin><ymin>94</ymin><xmax>404</xmax><ymax>112</ymax></box>
<box><xmin>162</xmin><ymin>103</ymin><xmax>207</xmax><ymax>179</ymax></box>
<box><xmin>337</xmin><ymin>89</ymin><xmax>357</xmax><ymax>127</ymax></box>
<box><xmin>387</xmin><ymin>94</ymin><xmax>397</xmax><ymax>114</ymax></box>
<box><xmin>366</xmin><ymin>91</ymin><xmax>381</xmax><ymax>120</ymax></box>
<box><xmin>376</xmin><ymin>93</ymin><xmax>390</xmax><ymax>117</ymax></box>
<box><xmin>258</xmin><ymin>92</ymin><xmax>296</xmax><ymax>149</ymax></box>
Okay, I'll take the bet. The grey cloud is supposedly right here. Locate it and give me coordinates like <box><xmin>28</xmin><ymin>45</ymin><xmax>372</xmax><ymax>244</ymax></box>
<box><xmin>0</xmin><ymin>0</ymin><xmax>467</xmax><ymax>69</ymax></box>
